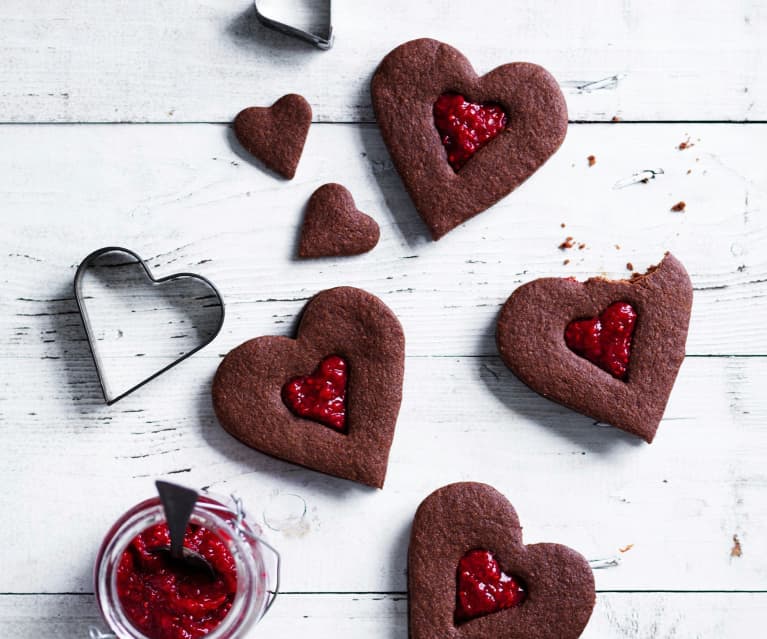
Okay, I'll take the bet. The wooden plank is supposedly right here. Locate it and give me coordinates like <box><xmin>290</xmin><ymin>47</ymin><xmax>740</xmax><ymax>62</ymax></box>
<box><xmin>0</xmin><ymin>0</ymin><xmax>764</xmax><ymax>123</ymax></box>
<box><xmin>1</xmin><ymin>355</ymin><xmax>765</xmax><ymax>593</ymax></box>
<box><xmin>1</xmin><ymin>123</ymin><xmax>765</xmax><ymax>356</ymax></box>
<box><xmin>1</xmin><ymin>593</ymin><xmax>765</xmax><ymax>638</ymax></box>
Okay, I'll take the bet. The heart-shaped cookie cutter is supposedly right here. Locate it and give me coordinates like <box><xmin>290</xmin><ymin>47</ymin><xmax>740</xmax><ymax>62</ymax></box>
<box><xmin>74</xmin><ymin>246</ymin><xmax>225</xmax><ymax>405</ymax></box>
<box><xmin>253</xmin><ymin>0</ymin><xmax>333</xmax><ymax>50</ymax></box>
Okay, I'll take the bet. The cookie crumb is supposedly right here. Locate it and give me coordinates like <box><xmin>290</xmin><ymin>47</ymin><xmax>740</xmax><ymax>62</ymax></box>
<box><xmin>626</xmin><ymin>262</ymin><xmax>634</xmax><ymax>271</ymax></box>
<box><xmin>731</xmin><ymin>534</ymin><xmax>742</xmax><ymax>558</ymax></box>
<box><xmin>678</xmin><ymin>137</ymin><xmax>694</xmax><ymax>150</ymax></box>
<box><xmin>615</xmin><ymin>244</ymin><xmax>621</xmax><ymax>250</ymax></box>
<box><xmin>561</xmin><ymin>222</ymin><xmax>566</xmax><ymax>228</ymax></box>
<box><xmin>619</xmin><ymin>543</ymin><xmax>634</xmax><ymax>553</ymax></box>
<box><xmin>686</xmin><ymin>169</ymin><xmax>692</xmax><ymax>174</ymax></box>
<box><xmin>559</xmin><ymin>236</ymin><xmax>575</xmax><ymax>250</ymax></box>
<box><xmin>587</xmin><ymin>155</ymin><xmax>596</xmax><ymax>167</ymax></box>
<box><xmin>563</xmin><ymin>259</ymin><xmax>570</xmax><ymax>265</ymax></box>
<box><xmin>611</xmin><ymin>115</ymin><xmax>622</xmax><ymax>122</ymax></box>
<box><xmin>578</xmin><ymin>243</ymin><xmax>586</xmax><ymax>250</ymax></box>
<box><xmin>671</xmin><ymin>201</ymin><xmax>686</xmax><ymax>212</ymax></box>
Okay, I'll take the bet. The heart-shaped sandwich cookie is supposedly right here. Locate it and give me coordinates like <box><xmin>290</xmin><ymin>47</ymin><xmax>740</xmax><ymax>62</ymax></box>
<box><xmin>496</xmin><ymin>253</ymin><xmax>693</xmax><ymax>442</ymax></box>
<box><xmin>299</xmin><ymin>183</ymin><xmax>380</xmax><ymax>257</ymax></box>
<box><xmin>410</xmin><ymin>482</ymin><xmax>595</xmax><ymax>639</ymax></box>
<box><xmin>233</xmin><ymin>93</ymin><xmax>312</xmax><ymax>179</ymax></box>
<box><xmin>212</xmin><ymin>287</ymin><xmax>404</xmax><ymax>488</ymax></box>
<box><xmin>371</xmin><ymin>39</ymin><xmax>567</xmax><ymax>240</ymax></box>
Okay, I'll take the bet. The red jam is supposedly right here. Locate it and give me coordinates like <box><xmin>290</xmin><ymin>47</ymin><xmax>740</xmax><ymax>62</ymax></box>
<box><xmin>433</xmin><ymin>93</ymin><xmax>508</xmax><ymax>171</ymax></box>
<box><xmin>456</xmin><ymin>549</ymin><xmax>526</xmax><ymax>623</ymax></box>
<box><xmin>116</xmin><ymin>523</ymin><xmax>237</xmax><ymax>639</ymax></box>
<box><xmin>564</xmin><ymin>302</ymin><xmax>637</xmax><ymax>380</ymax></box>
<box><xmin>282</xmin><ymin>355</ymin><xmax>348</xmax><ymax>431</ymax></box>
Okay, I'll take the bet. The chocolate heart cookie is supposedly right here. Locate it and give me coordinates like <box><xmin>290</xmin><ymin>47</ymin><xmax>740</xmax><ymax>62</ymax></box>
<box><xmin>496</xmin><ymin>253</ymin><xmax>693</xmax><ymax>442</ymax></box>
<box><xmin>410</xmin><ymin>482</ymin><xmax>595</xmax><ymax>639</ymax></box>
<box><xmin>212</xmin><ymin>287</ymin><xmax>405</xmax><ymax>488</ymax></box>
<box><xmin>233</xmin><ymin>93</ymin><xmax>311</xmax><ymax>179</ymax></box>
<box><xmin>299</xmin><ymin>183</ymin><xmax>380</xmax><ymax>257</ymax></box>
<box><xmin>371</xmin><ymin>39</ymin><xmax>567</xmax><ymax>240</ymax></box>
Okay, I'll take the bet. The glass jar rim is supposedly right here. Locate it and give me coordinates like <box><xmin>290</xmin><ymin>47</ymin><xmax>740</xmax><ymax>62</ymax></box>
<box><xmin>95</xmin><ymin>494</ymin><xmax>271</xmax><ymax>639</ymax></box>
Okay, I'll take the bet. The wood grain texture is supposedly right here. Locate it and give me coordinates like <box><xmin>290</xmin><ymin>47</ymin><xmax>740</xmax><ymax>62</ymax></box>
<box><xmin>0</xmin><ymin>123</ymin><xmax>764</xmax><ymax>358</ymax></box>
<box><xmin>1</xmin><ymin>593</ymin><xmax>765</xmax><ymax>639</ymax></box>
<box><xmin>0</xmin><ymin>0</ymin><xmax>764</xmax><ymax>123</ymax></box>
<box><xmin>1</xmin><ymin>2</ymin><xmax>766</xmax><ymax>633</ymax></box>
<box><xmin>1</xmin><ymin>355</ymin><xmax>765</xmax><ymax>592</ymax></box>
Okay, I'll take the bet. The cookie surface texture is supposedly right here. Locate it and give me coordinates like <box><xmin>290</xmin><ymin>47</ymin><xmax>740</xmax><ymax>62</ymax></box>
<box><xmin>299</xmin><ymin>183</ymin><xmax>380</xmax><ymax>257</ymax></box>
<box><xmin>212</xmin><ymin>286</ymin><xmax>405</xmax><ymax>488</ymax></box>
<box><xmin>233</xmin><ymin>93</ymin><xmax>312</xmax><ymax>179</ymax></box>
<box><xmin>496</xmin><ymin>253</ymin><xmax>693</xmax><ymax>442</ymax></box>
<box><xmin>371</xmin><ymin>38</ymin><xmax>567</xmax><ymax>239</ymax></box>
<box><xmin>410</xmin><ymin>482</ymin><xmax>595</xmax><ymax>639</ymax></box>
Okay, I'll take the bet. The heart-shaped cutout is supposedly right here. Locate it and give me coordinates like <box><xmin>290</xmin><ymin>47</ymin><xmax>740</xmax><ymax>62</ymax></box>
<box><xmin>212</xmin><ymin>286</ymin><xmax>405</xmax><ymax>488</ymax></box>
<box><xmin>410</xmin><ymin>482</ymin><xmax>595</xmax><ymax>639</ymax></box>
<box><xmin>74</xmin><ymin>247</ymin><xmax>224</xmax><ymax>404</ymax></box>
<box><xmin>456</xmin><ymin>549</ymin><xmax>526</xmax><ymax>623</ymax></box>
<box><xmin>433</xmin><ymin>93</ymin><xmax>509</xmax><ymax>171</ymax></box>
<box><xmin>371</xmin><ymin>38</ymin><xmax>567</xmax><ymax>240</ymax></box>
<box><xmin>298</xmin><ymin>183</ymin><xmax>380</xmax><ymax>257</ymax></box>
<box><xmin>564</xmin><ymin>302</ymin><xmax>637</xmax><ymax>380</ymax></box>
<box><xmin>496</xmin><ymin>253</ymin><xmax>693</xmax><ymax>442</ymax></box>
<box><xmin>282</xmin><ymin>354</ymin><xmax>348</xmax><ymax>431</ymax></box>
<box><xmin>233</xmin><ymin>94</ymin><xmax>312</xmax><ymax>179</ymax></box>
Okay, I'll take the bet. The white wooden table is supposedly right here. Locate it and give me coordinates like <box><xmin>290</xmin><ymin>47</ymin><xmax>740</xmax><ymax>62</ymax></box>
<box><xmin>1</xmin><ymin>1</ymin><xmax>765</xmax><ymax>637</ymax></box>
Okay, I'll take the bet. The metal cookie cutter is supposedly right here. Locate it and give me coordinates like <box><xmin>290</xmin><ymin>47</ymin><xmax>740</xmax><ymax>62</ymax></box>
<box><xmin>254</xmin><ymin>0</ymin><xmax>334</xmax><ymax>50</ymax></box>
<box><xmin>74</xmin><ymin>246</ymin><xmax>225</xmax><ymax>405</ymax></box>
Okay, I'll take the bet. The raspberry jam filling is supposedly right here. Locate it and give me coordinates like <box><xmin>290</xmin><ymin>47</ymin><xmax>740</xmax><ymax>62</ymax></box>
<box><xmin>433</xmin><ymin>93</ymin><xmax>508</xmax><ymax>171</ymax></box>
<box><xmin>282</xmin><ymin>355</ymin><xmax>348</xmax><ymax>431</ymax></box>
<box><xmin>564</xmin><ymin>302</ymin><xmax>638</xmax><ymax>380</ymax></box>
<box><xmin>116</xmin><ymin>522</ymin><xmax>237</xmax><ymax>639</ymax></box>
<box><xmin>455</xmin><ymin>549</ymin><xmax>526</xmax><ymax>623</ymax></box>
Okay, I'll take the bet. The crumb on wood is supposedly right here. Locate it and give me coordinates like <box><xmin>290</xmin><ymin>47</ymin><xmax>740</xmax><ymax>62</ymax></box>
<box><xmin>619</xmin><ymin>543</ymin><xmax>634</xmax><ymax>553</ymax></box>
<box><xmin>626</xmin><ymin>262</ymin><xmax>634</xmax><ymax>271</ymax></box>
<box><xmin>671</xmin><ymin>201</ymin><xmax>686</xmax><ymax>212</ymax></box>
<box><xmin>731</xmin><ymin>534</ymin><xmax>743</xmax><ymax>558</ymax></box>
<box><xmin>587</xmin><ymin>155</ymin><xmax>596</xmax><ymax>167</ymax></box>
<box><xmin>559</xmin><ymin>236</ymin><xmax>575</xmax><ymax>250</ymax></box>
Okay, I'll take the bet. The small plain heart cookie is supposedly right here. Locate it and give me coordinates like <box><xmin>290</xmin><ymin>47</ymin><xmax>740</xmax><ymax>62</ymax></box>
<box><xmin>233</xmin><ymin>93</ymin><xmax>311</xmax><ymax>179</ymax></box>
<box><xmin>299</xmin><ymin>184</ymin><xmax>380</xmax><ymax>257</ymax></box>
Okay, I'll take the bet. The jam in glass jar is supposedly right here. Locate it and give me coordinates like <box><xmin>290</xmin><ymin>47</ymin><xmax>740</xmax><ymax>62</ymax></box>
<box><xmin>94</xmin><ymin>492</ymin><xmax>279</xmax><ymax>639</ymax></box>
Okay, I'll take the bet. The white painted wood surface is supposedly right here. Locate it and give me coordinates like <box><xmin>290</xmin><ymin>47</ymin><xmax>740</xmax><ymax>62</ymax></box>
<box><xmin>1</xmin><ymin>1</ymin><xmax>765</xmax><ymax>637</ymax></box>
<box><xmin>3</xmin><ymin>593</ymin><xmax>766</xmax><ymax>639</ymax></box>
<box><xmin>0</xmin><ymin>0</ymin><xmax>765</xmax><ymax>123</ymax></box>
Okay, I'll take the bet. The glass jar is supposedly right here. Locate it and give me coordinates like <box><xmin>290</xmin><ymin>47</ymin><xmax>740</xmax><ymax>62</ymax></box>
<box><xmin>94</xmin><ymin>492</ymin><xmax>280</xmax><ymax>639</ymax></box>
